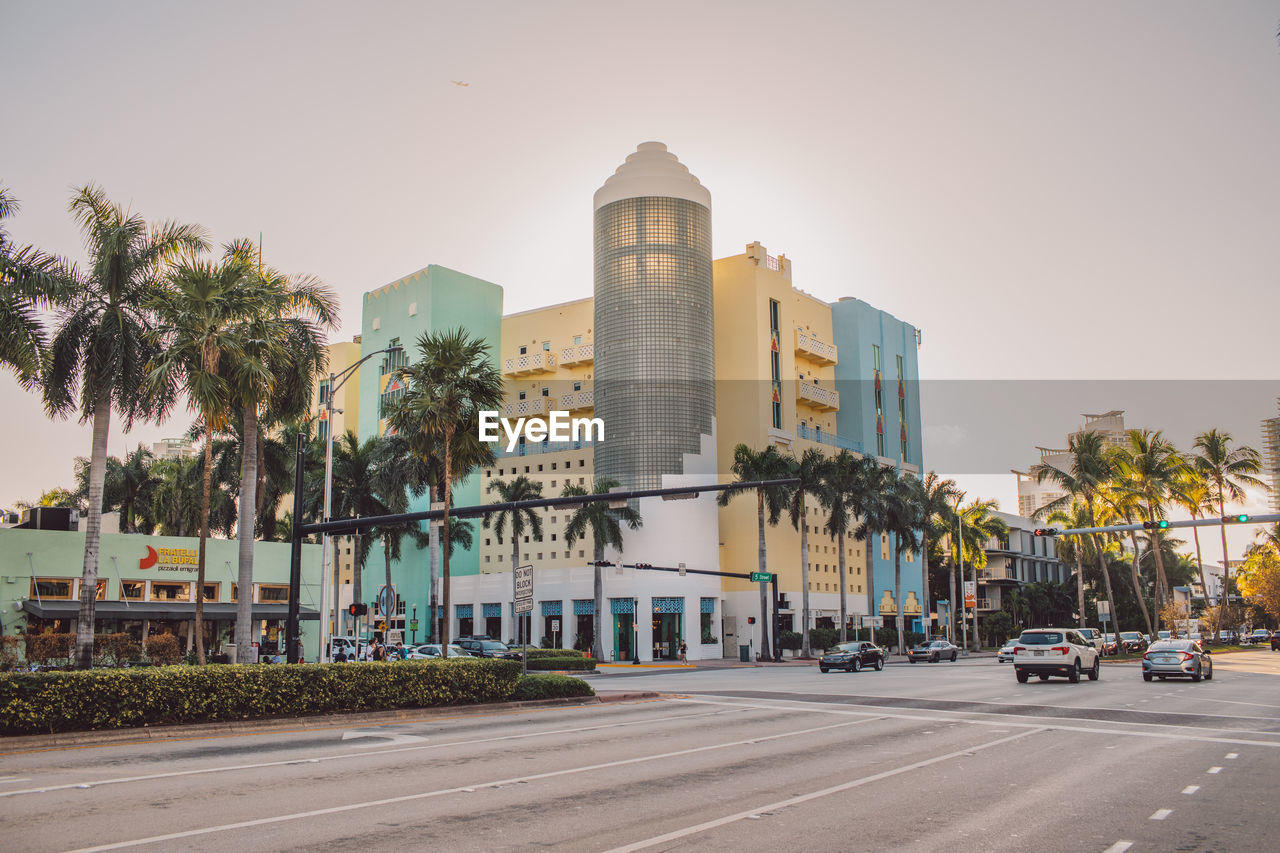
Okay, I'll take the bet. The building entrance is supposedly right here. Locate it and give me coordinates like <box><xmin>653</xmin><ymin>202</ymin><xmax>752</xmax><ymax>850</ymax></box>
<box><xmin>613</xmin><ymin>613</ymin><xmax>634</xmax><ymax>661</ymax></box>
<box><xmin>652</xmin><ymin>613</ymin><xmax>681</xmax><ymax>660</ymax></box>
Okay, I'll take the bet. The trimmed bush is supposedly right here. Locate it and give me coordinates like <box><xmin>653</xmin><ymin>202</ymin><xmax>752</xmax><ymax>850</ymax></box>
<box><xmin>0</xmin><ymin>636</ymin><xmax>22</xmax><ymax>672</ymax></box>
<box><xmin>24</xmin><ymin>632</ymin><xmax>74</xmax><ymax>667</ymax></box>
<box><xmin>512</xmin><ymin>674</ymin><xmax>594</xmax><ymax>701</ymax></box>
<box><xmin>524</xmin><ymin>648</ymin><xmax>584</xmax><ymax>659</ymax></box>
<box><xmin>144</xmin><ymin>634</ymin><xmax>183</xmax><ymax>666</ymax></box>
<box><xmin>0</xmin><ymin>658</ymin><xmax>522</xmax><ymax>736</ymax></box>
<box><xmin>94</xmin><ymin>633</ymin><xmax>142</xmax><ymax>667</ymax></box>
<box><xmin>779</xmin><ymin>631</ymin><xmax>802</xmax><ymax>652</ymax></box>
<box><xmin>525</xmin><ymin>656</ymin><xmax>597</xmax><ymax>671</ymax></box>
<box><xmin>809</xmin><ymin>627</ymin><xmax>839</xmax><ymax>652</ymax></box>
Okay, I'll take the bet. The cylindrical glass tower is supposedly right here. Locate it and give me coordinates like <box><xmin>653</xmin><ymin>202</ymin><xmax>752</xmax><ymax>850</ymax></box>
<box><xmin>593</xmin><ymin>142</ymin><xmax>715</xmax><ymax>491</ymax></box>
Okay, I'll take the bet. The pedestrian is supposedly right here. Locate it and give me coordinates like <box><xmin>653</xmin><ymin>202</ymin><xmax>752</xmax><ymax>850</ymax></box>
<box><xmin>679</xmin><ymin>640</ymin><xmax>688</xmax><ymax>663</ymax></box>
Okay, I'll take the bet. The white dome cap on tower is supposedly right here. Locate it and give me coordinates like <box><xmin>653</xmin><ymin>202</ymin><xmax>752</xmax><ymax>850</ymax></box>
<box><xmin>593</xmin><ymin>141</ymin><xmax>711</xmax><ymax>211</ymax></box>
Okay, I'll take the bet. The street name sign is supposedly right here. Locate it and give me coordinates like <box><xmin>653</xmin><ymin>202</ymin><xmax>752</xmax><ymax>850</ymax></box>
<box><xmin>751</xmin><ymin>572</ymin><xmax>774</xmax><ymax>583</ymax></box>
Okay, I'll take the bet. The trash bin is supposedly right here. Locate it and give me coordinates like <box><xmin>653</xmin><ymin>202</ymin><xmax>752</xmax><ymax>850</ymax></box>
<box><xmin>739</xmin><ymin>644</ymin><xmax>751</xmax><ymax>663</ymax></box>
<box><xmin>224</xmin><ymin>643</ymin><xmax>237</xmax><ymax>665</ymax></box>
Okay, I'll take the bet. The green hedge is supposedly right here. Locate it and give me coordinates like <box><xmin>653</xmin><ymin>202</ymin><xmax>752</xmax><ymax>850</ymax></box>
<box><xmin>524</xmin><ymin>648</ymin><xmax>584</xmax><ymax>659</ymax></box>
<box><xmin>512</xmin><ymin>674</ymin><xmax>595</xmax><ymax>701</ymax></box>
<box><xmin>525</xmin><ymin>656</ymin><xmax>597</xmax><ymax>671</ymax></box>
<box><xmin>0</xmin><ymin>658</ymin><xmax>522</xmax><ymax>736</ymax></box>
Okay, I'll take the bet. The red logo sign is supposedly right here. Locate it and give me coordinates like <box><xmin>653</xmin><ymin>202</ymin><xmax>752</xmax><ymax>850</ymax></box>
<box><xmin>140</xmin><ymin>546</ymin><xmax>159</xmax><ymax>570</ymax></box>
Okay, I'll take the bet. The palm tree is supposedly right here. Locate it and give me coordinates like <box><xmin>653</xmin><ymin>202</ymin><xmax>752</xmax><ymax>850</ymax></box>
<box><xmin>485</xmin><ymin>476</ymin><xmax>544</xmax><ymax>651</ymax></box>
<box><xmin>1047</xmin><ymin>501</ymin><xmax>1094</xmax><ymax>628</ymax></box>
<box><xmin>327</xmin><ymin>431</ymin><xmax>392</xmax><ymax>633</ymax></box>
<box><xmin>150</xmin><ymin>455</ymin><xmax>203</xmax><ymax>537</ymax></box>
<box><xmin>372</xmin><ymin>433</ymin><xmax>432</xmax><ymax>631</ymax></box>
<box><xmin>563</xmin><ymin>478</ymin><xmax>643</xmax><ymax>661</ymax></box>
<box><xmin>106</xmin><ymin>444</ymin><xmax>159</xmax><ymax>534</ymax></box>
<box><xmin>918</xmin><ymin>471</ymin><xmax>961</xmax><ymax>638</ymax></box>
<box><xmin>1099</xmin><ymin>479</ymin><xmax>1156</xmax><ymax>638</ymax></box>
<box><xmin>0</xmin><ymin>185</ymin><xmax>73</xmax><ymax>389</ymax></box>
<box><xmin>1114</xmin><ymin>429</ymin><xmax>1189</xmax><ymax>624</ymax></box>
<box><xmin>819</xmin><ymin>450</ymin><xmax>875</xmax><ymax>642</ymax></box>
<box><xmin>1032</xmin><ymin>431</ymin><xmax>1123</xmax><ymax>646</ymax></box>
<box><xmin>1172</xmin><ymin>472</ymin><xmax>1215</xmax><ymax>628</ymax></box>
<box><xmin>717</xmin><ymin>444</ymin><xmax>790</xmax><ymax>659</ymax></box>
<box><xmin>390</xmin><ymin>328</ymin><xmax>503</xmax><ymax>650</ymax></box>
<box><xmin>786</xmin><ymin>448</ymin><xmax>829</xmax><ymax>657</ymax></box>
<box><xmin>952</xmin><ymin>498</ymin><xmax>1007</xmax><ymax>650</ymax></box>
<box><xmin>44</xmin><ymin>184</ymin><xmax>205</xmax><ymax>668</ymax></box>
<box><xmin>879</xmin><ymin>470</ymin><xmax>924</xmax><ymax>655</ymax></box>
<box><xmin>1193</xmin><ymin>429</ymin><xmax>1266</xmax><ymax>641</ymax></box>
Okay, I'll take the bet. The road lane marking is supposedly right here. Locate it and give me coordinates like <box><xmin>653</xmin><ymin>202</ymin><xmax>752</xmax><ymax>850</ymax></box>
<box><xmin>1182</xmin><ymin>785</ymin><xmax>1200</xmax><ymax>794</ymax></box>
<box><xmin>0</xmin><ymin>706</ymin><xmax>751</xmax><ymax>800</ymax></box>
<box><xmin>1103</xmin><ymin>842</ymin><xmax>1133</xmax><ymax>853</ymax></box>
<box><xmin>1207</xmin><ymin>766</ymin><xmax>1222</xmax><ymax>773</ymax></box>
<box><xmin>600</xmin><ymin>729</ymin><xmax>1044</xmax><ymax>853</ymax></box>
<box><xmin>0</xmin><ymin>777</ymin><xmax>31</xmax><ymax>784</ymax></box>
<box><xmin>1150</xmin><ymin>809</ymin><xmax>1172</xmax><ymax>820</ymax></box>
<box><xmin>341</xmin><ymin>731</ymin><xmax>427</xmax><ymax>747</ymax></box>
<box><xmin>1226</xmin><ymin>753</ymin><xmax>1238</xmax><ymax>759</ymax></box>
<box><xmin>61</xmin><ymin>716</ymin><xmax>884</xmax><ymax>853</ymax></box>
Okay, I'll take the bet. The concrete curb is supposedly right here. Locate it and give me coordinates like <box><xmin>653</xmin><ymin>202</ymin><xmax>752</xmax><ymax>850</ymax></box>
<box><xmin>0</xmin><ymin>695</ymin><xmax>605</xmax><ymax>754</ymax></box>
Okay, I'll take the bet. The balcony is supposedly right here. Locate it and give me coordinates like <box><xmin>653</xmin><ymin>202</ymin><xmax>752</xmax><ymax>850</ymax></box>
<box><xmin>502</xmin><ymin>352</ymin><xmax>557</xmax><ymax>376</ymax></box>
<box><xmin>558</xmin><ymin>343</ymin><xmax>593</xmax><ymax>367</ymax></box>
<box><xmin>559</xmin><ymin>388</ymin><xmax>594</xmax><ymax>413</ymax></box>
<box><xmin>795</xmin><ymin>329</ymin><xmax>837</xmax><ymax>365</ymax></box>
<box><xmin>976</xmin><ymin>598</ymin><xmax>996</xmax><ymax>611</ymax></box>
<box><xmin>979</xmin><ymin>567</ymin><xmax>1017</xmax><ymax>582</ymax></box>
<box><xmin>796</xmin><ymin>381</ymin><xmax>839</xmax><ymax>412</ymax></box>
<box><xmin>794</xmin><ymin>422</ymin><xmax>862</xmax><ymax>453</ymax></box>
<box><xmin>502</xmin><ymin>396</ymin><xmax>552</xmax><ymax>419</ymax></box>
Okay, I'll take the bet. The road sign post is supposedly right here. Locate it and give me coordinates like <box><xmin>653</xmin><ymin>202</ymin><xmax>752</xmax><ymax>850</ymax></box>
<box><xmin>514</xmin><ymin>564</ymin><xmax>533</xmax><ymax>674</ymax></box>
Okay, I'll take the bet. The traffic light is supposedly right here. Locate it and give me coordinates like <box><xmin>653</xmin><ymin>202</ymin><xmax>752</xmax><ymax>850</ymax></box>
<box><xmin>1032</xmin><ymin>528</ymin><xmax>1059</xmax><ymax>537</ymax></box>
<box><xmin>747</xmin><ymin>616</ymin><xmax>756</xmax><ymax>624</ymax></box>
<box><xmin>348</xmin><ymin>603</ymin><xmax>368</xmax><ymax>616</ymax></box>
<box><xmin>1223</xmin><ymin>513</ymin><xmax>1250</xmax><ymax>523</ymax></box>
<box><xmin>1142</xmin><ymin>520</ymin><xmax>1170</xmax><ymax>530</ymax></box>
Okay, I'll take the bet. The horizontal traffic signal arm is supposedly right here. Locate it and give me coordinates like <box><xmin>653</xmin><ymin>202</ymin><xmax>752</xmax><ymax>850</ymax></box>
<box><xmin>1052</xmin><ymin>513</ymin><xmax>1280</xmax><ymax>537</ymax></box>
<box><xmin>627</xmin><ymin>562</ymin><xmax>757</xmax><ymax>581</ymax></box>
<box><xmin>298</xmin><ymin>478</ymin><xmax>802</xmax><ymax>538</ymax></box>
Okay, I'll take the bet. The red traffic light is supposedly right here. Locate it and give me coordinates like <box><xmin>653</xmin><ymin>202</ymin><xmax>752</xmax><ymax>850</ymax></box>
<box><xmin>747</xmin><ymin>616</ymin><xmax>756</xmax><ymax>624</ymax></box>
<box><xmin>1033</xmin><ymin>528</ymin><xmax>1059</xmax><ymax>537</ymax></box>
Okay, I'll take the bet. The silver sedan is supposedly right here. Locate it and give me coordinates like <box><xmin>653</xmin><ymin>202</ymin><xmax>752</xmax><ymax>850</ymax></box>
<box><xmin>1142</xmin><ymin>639</ymin><xmax>1213</xmax><ymax>682</ymax></box>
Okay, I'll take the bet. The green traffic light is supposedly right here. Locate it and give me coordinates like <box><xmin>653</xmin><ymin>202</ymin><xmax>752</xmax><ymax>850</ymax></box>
<box><xmin>1236</xmin><ymin>513</ymin><xmax>1249</xmax><ymax>523</ymax></box>
<box><xmin>1158</xmin><ymin>520</ymin><xmax>1169</xmax><ymax>529</ymax></box>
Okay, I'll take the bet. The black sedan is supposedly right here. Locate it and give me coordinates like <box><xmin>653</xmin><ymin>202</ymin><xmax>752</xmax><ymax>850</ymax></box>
<box><xmin>908</xmin><ymin>640</ymin><xmax>959</xmax><ymax>663</ymax></box>
<box><xmin>819</xmin><ymin>641</ymin><xmax>885</xmax><ymax>673</ymax></box>
<box><xmin>457</xmin><ymin>638</ymin><xmax>522</xmax><ymax>660</ymax></box>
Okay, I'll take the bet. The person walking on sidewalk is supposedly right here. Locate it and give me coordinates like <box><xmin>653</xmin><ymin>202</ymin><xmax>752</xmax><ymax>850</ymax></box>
<box><xmin>679</xmin><ymin>641</ymin><xmax>688</xmax><ymax>664</ymax></box>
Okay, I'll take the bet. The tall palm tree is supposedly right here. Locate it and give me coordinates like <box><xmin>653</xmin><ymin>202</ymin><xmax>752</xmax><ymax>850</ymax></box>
<box><xmin>485</xmin><ymin>476</ymin><xmax>544</xmax><ymax>651</ymax></box>
<box><xmin>918</xmin><ymin>471</ymin><xmax>961</xmax><ymax>638</ymax></box>
<box><xmin>563</xmin><ymin>478</ymin><xmax>642</xmax><ymax>661</ymax></box>
<box><xmin>1047</xmin><ymin>501</ymin><xmax>1094</xmax><ymax>628</ymax></box>
<box><xmin>1114</xmin><ymin>429</ymin><xmax>1189</xmax><ymax>622</ymax></box>
<box><xmin>105</xmin><ymin>444</ymin><xmax>158</xmax><ymax>534</ymax></box>
<box><xmin>1032</xmin><ymin>431</ymin><xmax>1123</xmax><ymax>646</ymax></box>
<box><xmin>327</xmin><ymin>431</ymin><xmax>391</xmax><ymax>633</ymax></box>
<box><xmin>952</xmin><ymin>497</ymin><xmax>1007</xmax><ymax>650</ymax></box>
<box><xmin>717</xmin><ymin>444</ymin><xmax>790</xmax><ymax>659</ymax></box>
<box><xmin>1099</xmin><ymin>479</ymin><xmax>1156</xmax><ymax>638</ymax></box>
<box><xmin>150</xmin><ymin>455</ymin><xmax>203</xmax><ymax>537</ymax></box>
<box><xmin>390</xmin><ymin>328</ymin><xmax>503</xmax><ymax>650</ymax></box>
<box><xmin>880</xmin><ymin>470</ymin><xmax>924</xmax><ymax>655</ymax></box>
<box><xmin>786</xmin><ymin>448</ymin><xmax>829</xmax><ymax>657</ymax></box>
<box><xmin>819</xmin><ymin>450</ymin><xmax>875</xmax><ymax>642</ymax></box>
<box><xmin>44</xmin><ymin>184</ymin><xmax>205</xmax><ymax>668</ymax></box>
<box><xmin>372</xmin><ymin>433</ymin><xmax>432</xmax><ymax>631</ymax></box>
<box><xmin>1192</xmin><ymin>429</ymin><xmax>1266</xmax><ymax>641</ymax></box>
<box><xmin>0</xmin><ymin>185</ymin><xmax>74</xmax><ymax>389</ymax></box>
<box><xmin>1172</xmin><ymin>473</ymin><xmax>1215</xmax><ymax>627</ymax></box>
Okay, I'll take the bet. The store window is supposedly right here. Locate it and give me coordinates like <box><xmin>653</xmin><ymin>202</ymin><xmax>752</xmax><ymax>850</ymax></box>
<box><xmin>258</xmin><ymin>584</ymin><xmax>290</xmax><ymax>603</ymax></box>
<box><xmin>31</xmin><ymin>578</ymin><xmax>72</xmax><ymax>599</ymax></box>
<box><xmin>120</xmin><ymin>581</ymin><xmax>145</xmax><ymax>601</ymax></box>
<box><xmin>150</xmin><ymin>582</ymin><xmax>191</xmax><ymax>602</ymax></box>
<box><xmin>201</xmin><ymin>583</ymin><xmax>220</xmax><ymax>602</ymax></box>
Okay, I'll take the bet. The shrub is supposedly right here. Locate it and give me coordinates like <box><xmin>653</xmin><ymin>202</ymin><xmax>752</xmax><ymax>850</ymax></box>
<box><xmin>572</xmin><ymin>629</ymin><xmax>593</xmax><ymax>652</ymax></box>
<box><xmin>0</xmin><ymin>657</ymin><xmax>523</xmax><ymax>735</ymax></box>
<box><xmin>525</xmin><ymin>648</ymin><xmax>584</xmax><ymax>659</ymax></box>
<box><xmin>809</xmin><ymin>627</ymin><xmax>839</xmax><ymax>652</ymax></box>
<box><xmin>525</xmin><ymin>656</ymin><xmax>597</xmax><ymax>671</ymax></box>
<box><xmin>0</xmin><ymin>636</ymin><xmax>22</xmax><ymax>672</ymax></box>
<box><xmin>24</xmin><ymin>632</ymin><xmax>74</xmax><ymax>667</ymax></box>
<box><xmin>145</xmin><ymin>634</ymin><xmax>183</xmax><ymax>666</ymax></box>
<box><xmin>512</xmin><ymin>674</ymin><xmax>594</xmax><ymax>701</ymax></box>
<box><xmin>779</xmin><ymin>631</ymin><xmax>802</xmax><ymax>651</ymax></box>
<box><xmin>93</xmin><ymin>633</ymin><xmax>141</xmax><ymax>667</ymax></box>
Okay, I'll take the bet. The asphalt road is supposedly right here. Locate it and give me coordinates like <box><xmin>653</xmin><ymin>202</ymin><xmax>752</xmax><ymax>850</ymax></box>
<box><xmin>1</xmin><ymin>649</ymin><xmax>1277</xmax><ymax>853</ymax></box>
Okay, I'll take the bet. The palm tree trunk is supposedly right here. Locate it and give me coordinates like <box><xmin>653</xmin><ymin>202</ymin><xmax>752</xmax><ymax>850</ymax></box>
<box><xmin>74</xmin><ymin>389</ymin><xmax>111</xmax><ymax>669</ymax></box>
<box><xmin>756</xmin><ymin>490</ymin><xmax>771</xmax><ymax>661</ymax></box>
<box><xmin>352</xmin><ymin>531</ymin><xmax>363</xmax><ymax>635</ymax></box>
<box><xmin>920</xmin><ymin>530</ymin><xmax>931</xmax><ymax>638</ymax></box>
<box><xmin>894</xmin><ymin>539</ymin><xmax>904</xmax><ymax>655</ymax></box>
<box><xmin>800</xmin><ymin>493</ymin><xmax>811</xmax><ymax>658</ymax></box>
<box><xmin>194</xmin><ymin>423</ymin><xmax>213</xmax><ymax>665</ymax></box>
<box><xmin>592</xmin><ymin>543</ymin><xmax>605</xmax><ymax>662</ymax></box>
<box><xmin>1192</xmin><ymin>524</ymin><xmax>1209</xmax><ymax>635</ymax></box>
<box><xmin>866</xmin><ymin>533</ymin><xmax>876</xmax><ymax>640</ymax></box>
<box><xmin>429</xmin><ymin>485</ymin><xmax>441</xmax><ymax>642</ymax></box>
<box><xmin>1087</xmin><ymin>505</ymin><xmax>1119</xmax><ymax>650</ymax></box>
<box><xmin>384</xmin><ymin>533</ymin><xmax>394</xmax><ymax>632</ymax></box>
<box><xmin>1074</xmin><ymin>543</ymin><xmax>1086</xmax><ymax>630</ymax></box>
<box><xmin>234</xmin><ymin>404</ymin><xmax>260</xmax><ymax>653</ymax></box>
<box><xmin>947</xmin><ymin>535</ymin><xmax>957</xmax><ymax>642</ymax></box>
<box><xmin>440</xmin><ymin>431</ymin><xmax>453</xmax><ymax>655</ymax></box>
<box><xmin>970</xmin><ymin>550</ymin><xmax>979</xmax><ymax>651</ymax></box>
<box><xmin>1214</xmin><ymin>491</ymin><xmax>1229</xmax><ymax>642</ymax></box>
<box><xmin>1127</xmin><ymin>531</ymin><xmax>1155</xmax><ymax>638</ymax></box>
<box><xmin>837</xmin><ymin>530</ymin><xmax>848</xmax><ymax>642</ymax></box>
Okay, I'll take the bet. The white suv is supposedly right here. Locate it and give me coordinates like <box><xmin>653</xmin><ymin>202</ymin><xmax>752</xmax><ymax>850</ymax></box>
<box><xmin>1012</xmin><ymin>628</ymin><xmax>1100</xmax><ymax>683</ymax></box>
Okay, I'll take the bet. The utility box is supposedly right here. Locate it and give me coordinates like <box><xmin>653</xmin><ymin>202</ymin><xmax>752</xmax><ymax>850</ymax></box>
<box><xmin>739</xmin><ymin>644</ymin><xmax>751</xmax><ymax>663</ymax></box>
<box><xmin>224</xmin><ymin>643</ymin><xmax>237</xmax><ymax>665</ymax></box>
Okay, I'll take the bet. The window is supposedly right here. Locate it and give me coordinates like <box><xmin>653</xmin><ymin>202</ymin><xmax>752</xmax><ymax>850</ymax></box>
<box><xmin>769</xmin><ymin>298</ymin><xmax>782</xmax><ymax>429</ymax></box>
<box><xmin>32</xmin><ymin>578</ymin><xmax>72</xmax><ymax>599</ymax></box>
<box><xmin>120</xmin><ymin>581</ymin><xmax>145</xmax><ymax>601</ymax></box>
<box><xmin>573</xmin><ymin>335</ymin><xmax>582</xmax><ymax>345</ymax></box>
<box><xmin>897</xmin><ymin>354</ymin><xmax>908</xmax><ymax>462</ymax></box>
<box><xmin>573</xmin><ymin>381</ymin><xmax>582</xmax><ymax>392</ymax></box>
<box><xmin>542</xmin><ymin>341</ymin><xmax>550</xmax><ymax>351</ymax></box>
<box><xmin>519</xmin><ymin>345</ymin><xmax>527</xmax><ymax>355</ymax></box>
<box><xmin>518</xmin><ymin>390</ymin><xmax>526</xmax><ymax>400</ymax></box>
<box><xmin>150</xmin><ymin>582</ymin><xmax>190</xmax><ymax>602</ymax></box>
<box><xmin>201</xmin><ymin>583</ymin><xmax>219</xmax><ymax>602</ymax></box>
<box><xmin>94</xmin><ymin>580</ymin><xmax>107</xmax><ymax>600</ymax></box>
<box><xmin>873</xmin><ymin>344</ymin><xmax>885</xmax><ymax>457</ymax></box>
<box><xmin>258</xmin><ymin>584</ymin><xmax>290</xmax><ymax>603</ymax></box>
<box><xmin>318</xmin><ymin>381</ymin><xmax>329</xmax><ymax>404</ymax></box>
<box><xmin>541</xmin><ymin>387</ymin><xmax>549</xmax><ymax>397</ymax></box>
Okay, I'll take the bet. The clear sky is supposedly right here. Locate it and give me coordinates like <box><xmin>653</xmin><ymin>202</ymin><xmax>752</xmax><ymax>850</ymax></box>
<box><xmin>3</xmin><ymin>1</ymin><xmax>1278</xmax><ymax>543</ymax></box>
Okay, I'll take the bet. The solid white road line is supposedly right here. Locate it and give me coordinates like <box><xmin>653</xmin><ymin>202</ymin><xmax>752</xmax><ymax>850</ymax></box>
<box><xmin>601</xmin><ymin>729</ymin><xmax>1044</xmax><ymax>853</ymax></box>
<box><xmin>1182</xmin><ymin>785</ymin><xmax>1200</xmax><ymax>794</ymax></box>
<box><xmin>0</xmin><ymin>706</ymin><xmax>750</xmax><ymax>800</ymax></box>
<box><xmin>1103</xmin><ymin>842</ymin><xmax>1134</xmax><ymax>853</ymax></box>
<box><xmin>1208</xmin><ymin>766</ymin><xmax>1222</xmax><ymax>773</ymax></box>
<box><xmin>1150</xmin><ymin>809</ymin><xmax>1172</xmax><ymax>820</ymax></box>
<box><xmin>62</xmin><ymin>716</ymin><xmax>882</xmax><ymax>853</ymax></box>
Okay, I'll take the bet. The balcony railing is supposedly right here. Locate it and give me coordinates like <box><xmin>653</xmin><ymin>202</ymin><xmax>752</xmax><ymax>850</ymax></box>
<box><xmin>794</xmin><ymin>422</ymin><xmax>863</xmax><ymax>453</ymax></box>
<box><xmin>796</xmin><ymin>381</ymin><xmax>839</xmax><ymax>412</ymax></box>
<box><xmin>980</xmin><ymin>567</ymin><xmax>1016</xmax><ymax>581</ymax></box>
<box><xmin>559</xmin><ymin>388</ymin><xmax>593</xmax><ymax>413</ymax></box>
<box><xmin>502</xmin><ymin>352</ymin><xmax>557</xmax><ymax>376</ymax></box>
<box><xmin>975</xmin><ymin>598</ymin><xmax>995</xmax><ymax>610</ymax></box>
<box><xmin>502</xmin><ymin>397</ymin><xmax>552</xmax><ymax>418</ymax></box>
<box><xmin>558</xmin><ymin>343</ymin><xmax>593</xmax><ymax>367</ymax></box>
<box><xmin>494</xmin><ymin>438</ymin><xmax>592</xmax><ymax>458</ymax></box>
<box><xmin>795</xmin><ymin>329</ymin><xmax>838</xmax><ymax>365</ymax></box>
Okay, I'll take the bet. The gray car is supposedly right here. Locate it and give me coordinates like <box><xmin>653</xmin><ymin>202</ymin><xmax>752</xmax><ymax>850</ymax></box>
<box><xmin>1142</xmin><ymin>639</ymin><xmax>1213</xmax><ymax>682</ymax></box>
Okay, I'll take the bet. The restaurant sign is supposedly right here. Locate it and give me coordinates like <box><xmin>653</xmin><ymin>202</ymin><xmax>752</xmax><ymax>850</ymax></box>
<box><xmin>139</xmin><ymin>545</ymin><xmax>199</xmax><ymax>573</ymax></box>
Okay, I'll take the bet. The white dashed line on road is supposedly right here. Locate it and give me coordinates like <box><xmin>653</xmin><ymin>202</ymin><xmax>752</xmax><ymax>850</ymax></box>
<box><xmin>1150</xmin><ymin>809</ymin><xmax>1173</xmax><ymax>820</ymax></box>
<box><xmin>1208</xmin><ymin>766</ymin><xmax>1222</xmax><ymax>774</ymax></box>
<box><xmin>1226</xmin><ymin>753</ymin><xmax>1238</xmax><ymax>759</ymax></box>
<box><xmin>1182</xmin><ymin>785</ymin><xmax>1200</xmax><ymax>794</ymax></box>
<box><xmin>1103</xmin><ymin>842</ymin><xmax>1133</xmax><ymax>853</ymax></box>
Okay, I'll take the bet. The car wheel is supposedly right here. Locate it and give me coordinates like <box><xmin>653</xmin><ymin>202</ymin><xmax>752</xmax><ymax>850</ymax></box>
<box><xmin>1143</xmin><ymin>672</ymin><xmax>1153</xmax><ymax>681</ymax></box>
<box><xmin>909</xmin><ymin>658</ymin><xmax>917</xmax><ymax>664</ymax></box>
<box><xmin>873</xmin><ymin>657</ymin><xmax>884</xmax><ymax>671</ymax></box>
<box><xmin>1038</xmin><ymin>673</ymin><xmax>1050</xmax><ymax>681</ymax></box>
<box><xmin>1205</xmin><ymin>663</ymin><xmax>1213</xmax><ymax>680</ymax></box>
<box><xmin>1068</xmin><ymin>659</ymin><xmax>1081</xmax><ymax>683</ymax></box>
<box><xmin>819</xmin><ymin>666</ymin><xmax>829</xmax><ymax>673</ymax></box>
<box><xmin>853</xmin><ymin>658</ymin><xmax>863</xmax><ymax>672</ymax></box>
<box><xmin>1088</xmin><ymin>657</ymin><xmax>1100</xmax><ymax>681</ymax></box>
<box><xmin>930</xmin><ymin>654</ymin><xmax>938</xmax><ymax>663</ymax></box>
<box><xmin>951</xmin><ymin>652</ymin><xmax>957</xmax><ymax>662</ymax></box>
<box><xmin>1191</xmin><ymin>663</ymin><xmax>1202</xmax><ymax>683</ymax></box>
<box><xmin>1016</xmin><ymin>669</ymin><xmax>1029</xmax><ymax>683</ymax></box>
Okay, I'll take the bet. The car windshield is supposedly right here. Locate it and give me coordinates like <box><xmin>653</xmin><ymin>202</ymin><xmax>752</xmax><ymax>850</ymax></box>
<box><xmin>1120</xmin><ymin>632</ymin><xmax>1142</xmax><ymax>640</ymax></box>
<box><xmin>481</xmin><ymin>642</ymin><xmax>507</xmax><ymax>650</ymax></box>
<box><xmin>829</xmin><ymin>643</ymin><xmax>860</xmax><ymax>653</ymax></box>
<box><xmin>1018</xmin><ymin>632</ymin><xmax>1064</xmax><ymax>645</ymax></box>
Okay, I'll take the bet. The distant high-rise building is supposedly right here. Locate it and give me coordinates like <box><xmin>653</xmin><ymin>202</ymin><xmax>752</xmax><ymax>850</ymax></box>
<box><xmin>1013</xmin><ymin>411</ymin><xmax>1130</xmax><ymax>517</ymax></box>
<box><xmin>1263</xmin><ymin>398</ymin><xmax>1280</xmax><ymax>513</ymax></box>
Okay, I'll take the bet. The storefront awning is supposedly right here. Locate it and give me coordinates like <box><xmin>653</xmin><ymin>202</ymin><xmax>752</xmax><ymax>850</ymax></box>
<box><xmin>20</xmin><ymin>601</ymin><xmax>319</xmax><ymax>621</ymax></box>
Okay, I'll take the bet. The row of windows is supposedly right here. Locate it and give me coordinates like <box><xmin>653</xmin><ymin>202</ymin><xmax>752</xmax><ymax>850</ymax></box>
<box><xmin>30</xmin><ymin>578</ymin><xmax>287</xmax><ymax>603</ymax></box>
<box><xmin>484</xmin><ymin>551</ymin><xmax>587</xmax><ymax>564</ymax></box>
<box><xmin>487</xmin><ymin>457</ymin><xmax>589</xmax><ymax>478</ymax></box>
<box><xmin>809</xmin><ymin>583</ymin><xmax>863</xmax><ymax>593</ymax></box>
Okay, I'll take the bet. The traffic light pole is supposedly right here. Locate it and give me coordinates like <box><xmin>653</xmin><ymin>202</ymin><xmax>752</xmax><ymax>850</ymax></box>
<box><xmin>286</xmin><ymin>432</ymin><xmax>306</xmax><ymax>664</ymax></box>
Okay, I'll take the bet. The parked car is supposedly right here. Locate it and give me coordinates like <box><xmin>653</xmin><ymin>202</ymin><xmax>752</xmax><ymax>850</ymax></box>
<box><xmin>1077</xmin><ymin>628</ymin><xmax>1104</xmax><ymax>652</ymax></box>
<box><xmin>457</xmin><ymin>638</ymin><xmax>522</xmax><ymax>660</ymax></box>
<box><xmin>997</xmin><ymin>642</ymin><xmax>1017</xmax><ymax>663</ymax></box>
<box><xmin>406</xmin><ymin>644</ymin><xmax>472</xmax><ymax>659</ymax></box>
<box><xmin>1272</xmin><ymin>633</ymin><xmax>1280</xmax><ymax>651</ymax></box>
<box><xmin>1102</xmin><ymin>633</ymin><xmax>1119</xmax><ymax>655</ymax></box>
<box><xmin>1245</xmin><ymin>629</ymin><xmax>1271</xmax><ymax>646</ymax></box>
<box><xmin>1012</xmin><ymin>628</ymin><xmax>1100</xmax><ymax>683</ymax></box>
<box><xmin>1118</xmin><ymin>631</ymin><xmax>1148</xmax><ymax>653</ymax></box>
<box><xmin>908</xmin><ymin>639</ymin><xmax>959</xmax><ymax>663</ymax></box>
<box><xmin>1142</xmin><ymin>639</ymin><xmax>1213</xmax><ymax>682</ymax></box>
<box><xmin>819</xmin><ymin>641</ymin><xmax>885</xmax><ymax>673</ymax></box>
